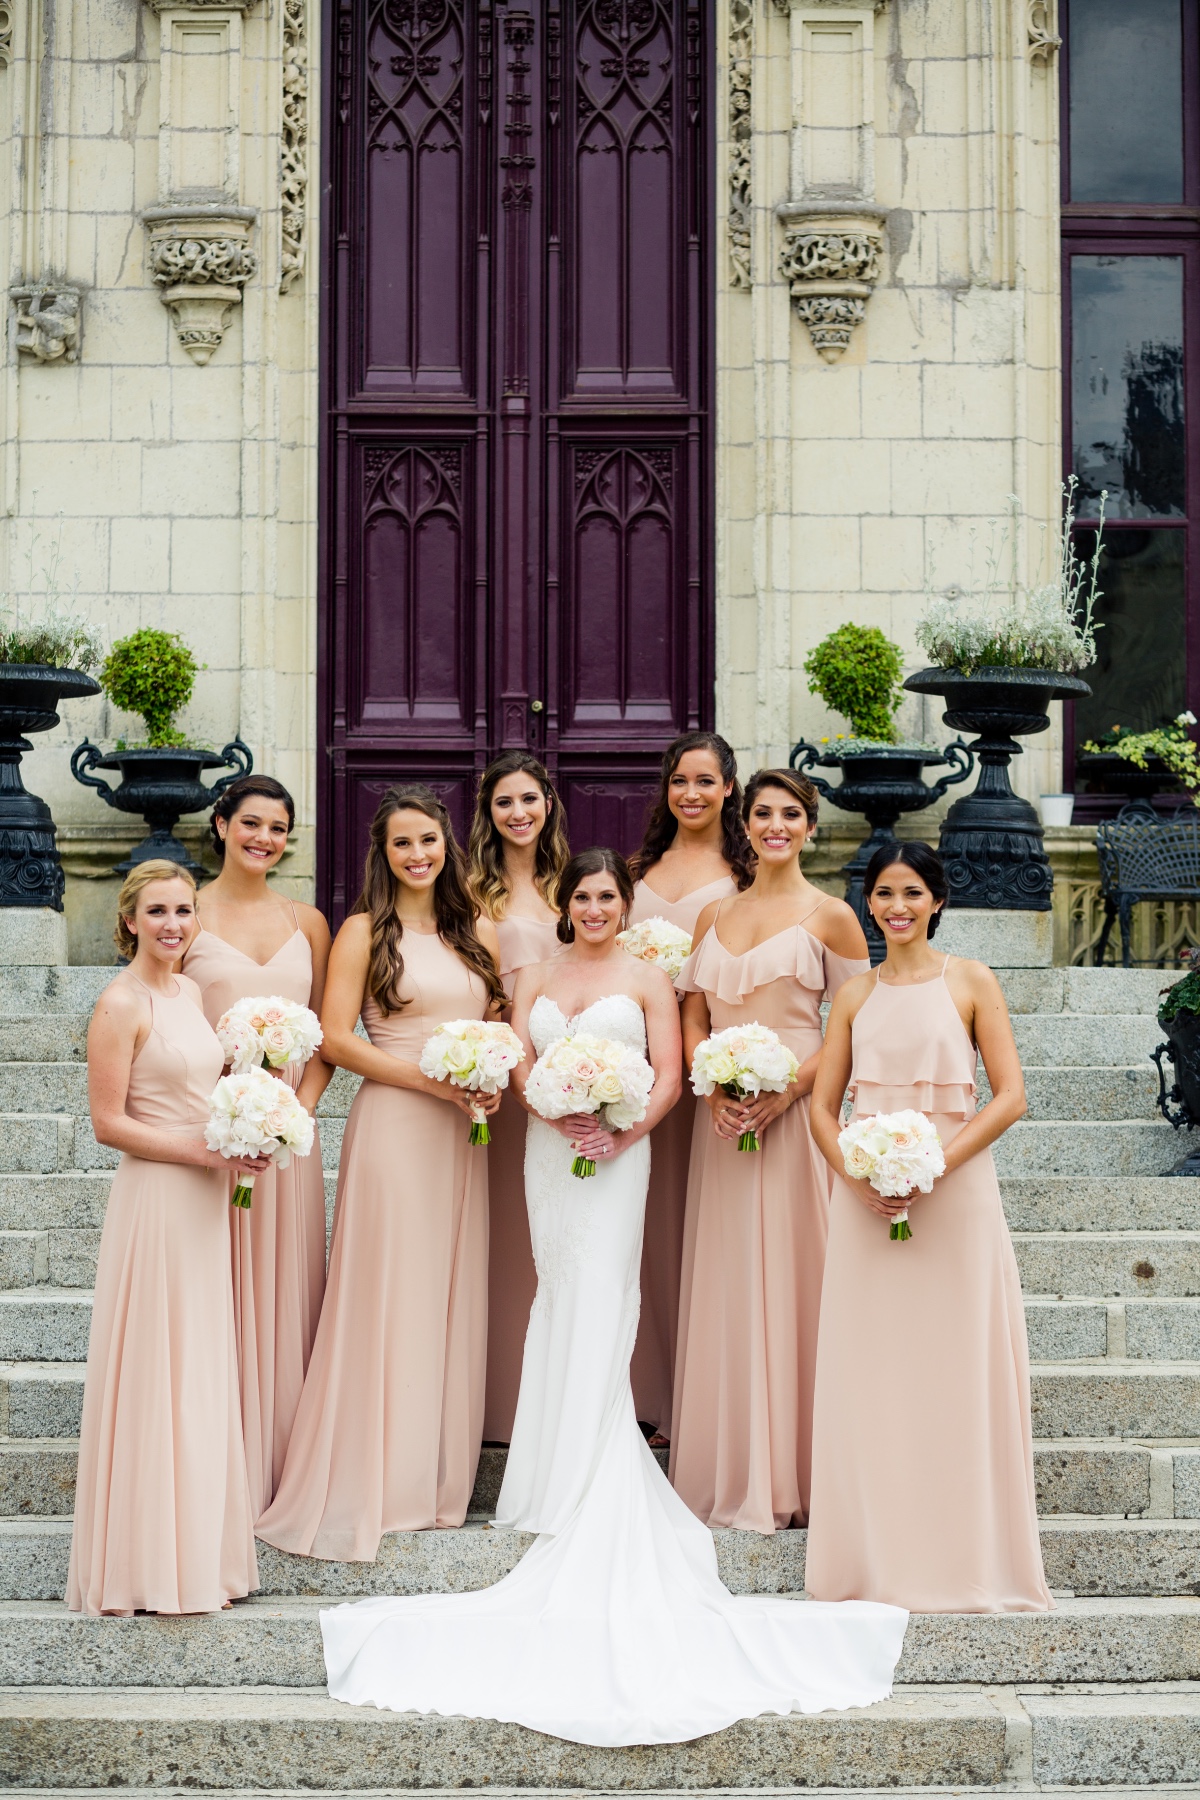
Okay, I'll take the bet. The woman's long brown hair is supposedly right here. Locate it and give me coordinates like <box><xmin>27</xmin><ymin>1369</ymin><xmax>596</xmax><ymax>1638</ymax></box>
<box><xmin>353</xmin><ymin>785</ymin><xmax>506</xmax><ymax>1016</ymax></box>
<box><xmin>467</xmin><ymin>750</ymin><xmax>570</xmax><ymax>921</ymax></box>
<box><xmin>629</xmin><ymin>731</ymin><xmax>755</xmax><ymax>891</ymax></box>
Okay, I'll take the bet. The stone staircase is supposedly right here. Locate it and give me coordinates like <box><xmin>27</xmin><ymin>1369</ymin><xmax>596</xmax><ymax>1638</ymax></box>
<box><xmin>0</xmin><ymin>961</ymin><xmax>1197</xmax><ymax>1792</ymax></box>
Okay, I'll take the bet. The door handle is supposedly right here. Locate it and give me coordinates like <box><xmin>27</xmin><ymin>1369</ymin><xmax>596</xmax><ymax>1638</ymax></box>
<box><xmin>530</xmin><ymin>698</ymin><xmax>544</xmax><ymax>714</ymax></box>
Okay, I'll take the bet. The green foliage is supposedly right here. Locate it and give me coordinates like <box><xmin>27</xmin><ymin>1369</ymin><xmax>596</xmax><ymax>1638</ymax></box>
<box><xmin>100</xmin><ymin>629</ymin><xmax>198</xmax><ymax>748</ymax></box>
<box><xmin>0</xmin><ymin>610</ymin><xmax>103</xmax><ymax>673</ymax></box>
<box><xmin>1159</xmin><ymin>949</ymin><xmax>1200</xmax><ymax>1022</ymax></box>
<box><xmin>1082</xmin><ymin>713</ymin><xmax>1200</xmax><ymax>809</ymax></box>
<box><xmin>803</xmin><ymin>624</ymin><xmax>904</xmax><ymax>743</ymax></box>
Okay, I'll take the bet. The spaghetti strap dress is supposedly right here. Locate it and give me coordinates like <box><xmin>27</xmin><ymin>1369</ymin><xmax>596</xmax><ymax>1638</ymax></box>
<box><xmin>183</xmin><ymin>919</ymin><xmax>326</xmax><ymax>1517</ymax></box>
<box><xmin>484</xmin><ymin>913</ymin><xmax>561</xmax><ymax>1443</ymax></box>
<box><xmin>67</xmin><ymin>978</ymin><xmax>258</xmax><ymax>1615</ymax></box>
<box><xmin>627</xmin><ymin>874</ymin><xmax>735</xmax><ymax>1434</ymax></box>
<box><xmin>805</xmin><ymin>960</ymin><xmax>1052</xmax><ymax>1612</ymax></box>
<box><xmin>255</xmin><ymin>930</ymin><xmax>491</xmax><ymax>1560</ymax></box>
<box><xmin>670</xmin><ymin>910</ymin><xmax>867</xmax><ymax>1533</ymax></box>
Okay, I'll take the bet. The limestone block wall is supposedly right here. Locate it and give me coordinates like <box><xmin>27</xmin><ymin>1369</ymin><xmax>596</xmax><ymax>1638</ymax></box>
<box><xmin>0</xmin><ymin>0</ymin><xmax>318</xmax><ymax>961</ymax></box>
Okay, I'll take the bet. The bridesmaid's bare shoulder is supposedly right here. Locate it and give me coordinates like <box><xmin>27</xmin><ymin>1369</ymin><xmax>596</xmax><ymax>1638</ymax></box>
<box><xmin>806</xmin><ymin>893</ymin><xmax>869</xmax><ymax>960</ymax></box>
<box><xmin>826</xmin><ymin>966</ymin><xmax>876</xmax><ymax>1023</ymax></box>
<box><xmin>292</xmin><ymin>898</ymin><xmax>332</xmax><ymax>947</ymax></box>
<box><xmin>474</xmin><ymin>914</ymin><xmax>501</xmax><ymax>962</ymax></box>
<box><xmin>93</xmin><ymin>969</ymin><xmax>151</xmax><ymax>1023</ymax></box>
<box><xmin>944</xmin><ymin>953</ymin><xmax>1009</xmax><ymax>1017</ymax></box>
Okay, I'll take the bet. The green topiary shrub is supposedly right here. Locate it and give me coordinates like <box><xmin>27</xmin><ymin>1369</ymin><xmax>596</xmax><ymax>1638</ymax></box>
<box><xmin>803</xmin><ymin>623</ymin><xmax>904</xmax><ymax>743</ymax></box>
<box><xmin>100</xmin><ymin>628</ymin><xmax>198</xmax><ymax>747</ymax></box>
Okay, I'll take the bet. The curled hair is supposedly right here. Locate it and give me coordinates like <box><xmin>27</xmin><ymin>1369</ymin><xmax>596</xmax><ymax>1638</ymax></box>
<box><xmin>556</xmin><ymin>847</ymin><xmax>635</xmax><ymax>945</ymax></box>
<box><xmin>629</xmin><ymin>732</ymin><xmax>755</xmax><ymax>892</ymax></box>
<box><xmin>115</xmin><ymin>859</ymin><xmax>197</xmax><ymax>960</ymax></box>
<box><xmin>209</xmin><ymin>775</ymin><xmax>295</xmax><ymax>861</ymax></box>
<box><xmin>353</xmin><ymin>784</ymin><xmax>506</xmax><ymax>1016</ymax></box>
<box><xmin>742</xmin><ymin>766</ymin><xmax>820</xmax><ymax>832</ymax></box>
<box><xmin>467</xmin><ymin>751</ymin><xmax>570</xmax><ymax>921</ymax></box>
<box><xmin>864</xmin><ymin>840</ymin><xmax>949</xmax><ymax>939</ymax></box>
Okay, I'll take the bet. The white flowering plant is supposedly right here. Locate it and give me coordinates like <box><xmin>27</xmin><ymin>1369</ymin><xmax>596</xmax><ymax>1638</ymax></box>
<box><xmin>205</xmin><ymin>1065</ymin><xmax>315</xmax><ymax>1209</ymax></box>
<box><xmin>215</xmin><ymin>995</ymin><xmax>323</xmax><ymax>1074</ymax></box>
<box><xmin>689</xmin><ymin>1023</ymin><xmax>800</xmax><ymax>1152</ymax></box>
<box><xmin>524</xmin><ymin>1032</ymin><xmax>655</xmax><ymax>1176</ymax></box>
<box><xmin>419</xmin><ymin>1018</ymin><xmax>525</xmax><ymax>1145</ymax></box>
<box><xmin>616</xmin><ymin>916</ymin><xmax>693</xmax><ymax>983</ymax></box>
<box><xmin>837</xmin><ymin>1109</ymin><xmax>945</xmax><ymax>1241</ymax></box>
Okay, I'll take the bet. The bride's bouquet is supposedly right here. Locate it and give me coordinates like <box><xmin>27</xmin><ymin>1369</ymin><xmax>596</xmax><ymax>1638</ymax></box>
<box><xmin>215</xmin><ymin>994</ymin><xmax>323</xmax><ymax>1074</ymax></box>
<box><xmin>419</xmin><ymin>1019</ymin><xmax>525</xmax><ymax>1146</ymax></box>
<box><xmin>205</xmin><ymin>1066</ymin><xmax>315</xmax><ymax>1209</ymax></box>
<box><xmin>524</xmin><ymin>1032</ymin><xmax>655</xmax><ymax>1177</ymax></box>
<box><xmin>616</xmin><ymin>916</ymin><xmax>693</xmax><ymax>983</ymax></box>
<box><xmin>838</xmin><ymin>1109</ymin><xmax>945</xmax><ymax>1241</ymax></box>
<box><xmin>689</xmin><ymin>1023</ymin><xmax>799</xmax><ymax>1152</ymax></box>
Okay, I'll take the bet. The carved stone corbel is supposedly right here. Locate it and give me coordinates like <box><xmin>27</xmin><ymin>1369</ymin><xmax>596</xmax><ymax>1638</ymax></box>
<box><xmin>0</xmin><ymin>3</ymin><xmax>12</xmax><ymax>67</ymax></box>
<box><xmin>143</xmin><ymin>205</ymin><xmax>257</xmax><ymax>365</ymax></box>
<box><xmin>9</xmin><ymin>284</ymin><xmax>82</xmax><ymax>363</ymax></box>
<box><xmin>776</xmin><ymin>203</ymin><xmax>884</xmax><ymax>362</ymax></box>
<box><xmin>1028</xmin><ymin>1</ymin><xmax>1060</xmax><ymax>64</ymax></box>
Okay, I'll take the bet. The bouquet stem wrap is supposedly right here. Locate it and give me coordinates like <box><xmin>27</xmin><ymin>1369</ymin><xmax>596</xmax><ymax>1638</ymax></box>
<box><xmin>469</xmin><ymin>1107</ymin><xmax>491</xmax><ymax>1148</ymax></box>
<box><xmin>232</xmin><ymin>1173</ymin><xmax>256</xmax><ymax>1211</ymax></box>
<box><xmin>889</xmin><ymin>1210</ymin><xmax>912</xmax><ymax>1241</ymax></box>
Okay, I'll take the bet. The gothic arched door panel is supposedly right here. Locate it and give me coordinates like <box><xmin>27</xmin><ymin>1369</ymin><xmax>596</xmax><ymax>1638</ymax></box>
<box><xmin>319</xmin><ymin>0</ymin><xmax>713</xmax><ymax>918</ymax></box>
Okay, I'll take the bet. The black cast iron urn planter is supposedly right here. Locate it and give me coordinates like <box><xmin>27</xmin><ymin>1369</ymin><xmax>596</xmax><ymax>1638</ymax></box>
<box><xmin>903</xmin><ymin>666</ymin><xmax>1091</xmax><ymax>910</ymax></box>
<box><xmin>1152</xmin><ymin>1004</ymin><xmax>1200</xmax><ymax>1177</ymax></box>
<box><xmin>788</xmin><ymin>739</ymin><xmax>975</xmax><ymax>960</ymax></box>
<box><xmin>0</xmin><ymin>665</ymin><xmax>102</xmax><ymax>909</ymax></box>
<box><xmin>1075</xmin><ymin>749</ymin><xmax>1180</xmax><ymax>814</ymax></box>
<box><xmin>70</xmin><ymin>738</ymin><xmax>253</xmax><ymax>877</ymax></box>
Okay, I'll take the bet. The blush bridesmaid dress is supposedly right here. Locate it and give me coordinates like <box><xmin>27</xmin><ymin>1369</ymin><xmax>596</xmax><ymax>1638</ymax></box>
<box><xmin>670</xmin><ymin>905</ymin><xmax>867</xmax><ymax>1533</ymax></box>
<box><xmin>627</xmin><ymin>873</ymin><xmax>735</xmax><ymax>1435</ymax></box>
<box><xmin>256</xmin><ymin>929</ymin><xmax>491</xmax><ymax>1559</ymax></box>
<box><xmin>805</xmin><ymin>958</ymin><xmax>1052</xmax><ymax>1612</ymax></box>
<box><xmin>67</xmin><ymin>978</ymin><xmax>258</xmax><ymax>1615</ymax></box>
<box><xmin>483</xmin><ymin>913</ymin><xmax>561</xmax><ymax>1444</ymax></box>
<box><xmin>183</xmin><ymin>913</ymin><xmax>326</xmax><ymax>1517</ymax></box>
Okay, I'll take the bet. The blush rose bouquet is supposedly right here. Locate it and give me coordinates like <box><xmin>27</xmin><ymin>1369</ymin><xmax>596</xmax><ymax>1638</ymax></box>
<box><xmin>205</xmin><ymin>1066</ymin><xmax>315</xmax><ymax>1209</ymax></box>
<box><xmin>418</xmin><ymin>1019</ymin><xmax>526</xmax><ymax>1145</ymax></box>
<box><xmin>214</xmin><ymin>995</ymin><xmax>323</xmax><ymax>1074</ymax></box>
<box><xmin>524</xmin><ymin>1031</ymin><xmax>655</xmax><ymax>1177</ymax></box>
<box><xmin>689</xmin><ymin>1022</ymin><xmax>800</xmax><ymax>1151</ymax></box>
<box><xmin>837</xmin><ymin>1108</ymin><xmax>945</xmax><ymax>1240</ymax></box>
<box><xmin>616</xmin><ymin>916</ymin><xmax>693</xmax><ymax>983</ymax></box>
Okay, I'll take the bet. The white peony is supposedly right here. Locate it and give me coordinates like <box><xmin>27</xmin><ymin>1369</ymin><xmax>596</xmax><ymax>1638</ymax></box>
<box><xmin>215</xmin><ymin>995</ymin><xmax>323</xmax><ymax>1073</ymax></box>
<box><xmin>617</xmin><ymin>916</ymin><xmax>694</xmax><ymax>983</ymax></box>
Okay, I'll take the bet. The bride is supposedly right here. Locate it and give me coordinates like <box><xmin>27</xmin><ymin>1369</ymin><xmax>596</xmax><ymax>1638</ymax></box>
<box><xmin>320</xmin><ymin>848</ymin><xmax>908</xmax><ymax>1746</ymax></box>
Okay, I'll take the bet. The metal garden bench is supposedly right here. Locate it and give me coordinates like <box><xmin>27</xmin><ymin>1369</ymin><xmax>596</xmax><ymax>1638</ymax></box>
<box><xmin>1095</xmin><ymin>804</ymin><xmax>1200</xmax><ymax>968</ymax></box>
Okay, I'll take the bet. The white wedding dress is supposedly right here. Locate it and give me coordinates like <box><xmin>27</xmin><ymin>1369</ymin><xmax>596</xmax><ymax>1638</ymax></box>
<box><xmin>321</xmin><ymin>994</ymin><xmax>908</xmax><ymax>1746</ymax></box>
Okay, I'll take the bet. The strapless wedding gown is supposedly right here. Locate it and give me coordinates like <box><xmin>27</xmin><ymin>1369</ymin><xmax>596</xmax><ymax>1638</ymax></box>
<box><xmin>320</xmin><ymin>994</ymin><xmax>908</xmax><ymax>1745</ymax></box>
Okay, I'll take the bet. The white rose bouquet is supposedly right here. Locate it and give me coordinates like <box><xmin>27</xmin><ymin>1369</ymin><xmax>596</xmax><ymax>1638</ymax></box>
<box><xmin>524</xmin><ymin>1031</ymin><xmax>655</xmax><ymax>1177</ymax></box>
<box><xmin>837</xmin><ymin>1108</ymin><xmax>945</xmax><ymax>1241</ymax></box>
<box><xmin>205</xmin><ymin>1066</ymin><xmax>315</xmax><ymax>1209</ymax></box>
<box><xmin>616</xmin><ymin>916</ymin><xmax>693</xmax><ymax>983</ymax></box>
<box><xmin>419</xmin><ymin>1019</ymin><xmax>526</xmax><ymax>1146</ymax></box>
<box><xmin>215</xmin><ymin>994</ymin><xmax>323</xmax><ymax>1074</ymax></box>
<box><xmin>689</xmin><ymin>1022</ymin><xmax>800</xmax><ymax>1152</ymax></box>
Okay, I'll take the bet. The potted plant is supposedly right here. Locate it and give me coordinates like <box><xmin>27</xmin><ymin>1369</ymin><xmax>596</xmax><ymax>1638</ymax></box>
<box><xmin>1077</xmin><ymin>715</ymin><xmax>1193</xmax><ymax>814</ymax></box>
<box><xmin>790</xmin><ymin>623</ymin><xmax>974</xmax><ymax>956</ymax></box>
<box><xmin>904</xmin><ymin>483</ymin><xmax>1100</xmax><ymax>909</ymax></box>
<box><xmin>0</xmin><ymin>605</ymin><xmax>103</xmax><ymax>909</ymax></box>
<box><xmin>71</xmin><ymin>628</ymin><xmax>251</xmax><ymax>874</ymax></box>
<box><xmin>1151</xmin><ymin>948</ymin><xmax>1200</xmax><ymax>1175</ymax></box>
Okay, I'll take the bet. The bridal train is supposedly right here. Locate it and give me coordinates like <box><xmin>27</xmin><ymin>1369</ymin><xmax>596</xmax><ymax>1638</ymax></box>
<box><xmin>320</xmin><ymin>992</ymin><xmax>907</xmax><ymax>1746</ymax></box>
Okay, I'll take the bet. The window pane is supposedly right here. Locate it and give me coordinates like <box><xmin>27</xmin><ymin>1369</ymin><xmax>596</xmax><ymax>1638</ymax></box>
<box><xmin>1069</xmin><ymin>0</ymin><xmax>1182</xmax><ymax>203</ymax></box>
<box><xmin>1072</xmin><ymin>529</ymin><xmax>1186</xmax><ymax>751</ymax></box>
<box><xmin>1071</xmin><ymin>255</ymin><xmax>1185</xmax><ymax>518</ymax></box>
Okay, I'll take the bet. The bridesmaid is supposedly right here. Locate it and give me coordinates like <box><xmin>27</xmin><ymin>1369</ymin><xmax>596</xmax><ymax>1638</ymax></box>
<box><xmin>671</xmin><ymin>768</ymin><xmax>868</xmax><ymax>1533</ymax></box>
<box><xmin>68</xmin><ymin>861</ymin><xmax>265</xmax><ymax>1615</ymax></box>
<box><xmin>466</xmin><ymin>751</ymin><xmax>570</xmax><ymax>1444</ymax></box>
<box><xmin>183</xmin><ymin>774</ymin><xmax>332</xmax><ymax>1517</ymax></box>
<box><xmin>256</xmin><ymin>786</ymin><xmax>506</xmax><ymax>1559</ymax></box>
<box><xmin>807</xmin><ymin>842</ymin><xmax>1051</xmax><ymax>1611</ymax></box>
<box><xmin>626</xmin><ymin>732</ymin><xmax>754</xmax><ymax>1440</ymax></box>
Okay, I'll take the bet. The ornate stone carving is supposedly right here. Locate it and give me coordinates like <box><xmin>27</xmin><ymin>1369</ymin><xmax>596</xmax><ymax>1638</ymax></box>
<box><xmin>0</xmin><ymin>3</ymin><xmax>12</xmax><ymax>67</ymax></box>
<box><xmin>1028</xmin><ymin>0</ymin><xmax>1060</xmax><ymax>64</ymax></box>
<box><xmin>141</xmin><ymin>0</ymin><xmax>259</xmax><ymax>11</ymax></box>
<box><xmin>143</xmin><ymin>205</ymin><xmax>257</xmax><ymax>365</ymax></box>
<box><xmin>728</xmin><ymin>0</ymin><xmax>752</xmax><ymax>290</ymax></box>
<box><xmin>9</xmin><ymin>284</ymin><xmax>82</xmax><ymax>363</ymax></box>
<box><xmin>776</xmin><ymin>204</ymin><xmax>884</xmax><ymax>362</ymax></box>
<box><xmin>280</xmin><ymin>0</ymin><xmax>307</xmax><ymax>292</ymax></box>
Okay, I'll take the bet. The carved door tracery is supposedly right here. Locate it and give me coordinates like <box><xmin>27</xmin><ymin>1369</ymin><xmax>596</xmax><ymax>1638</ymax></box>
<box><xmin>321</xmin><ymin>0</ymin><xmax>712</xmax><ymax>918</ymax></box>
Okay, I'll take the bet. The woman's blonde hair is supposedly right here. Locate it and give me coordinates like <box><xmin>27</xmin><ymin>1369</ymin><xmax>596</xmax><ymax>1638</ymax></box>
<box><xmin>114</xmin><ymin>860</ymin><xmax>197</xmax><ymax>959</ymax></box>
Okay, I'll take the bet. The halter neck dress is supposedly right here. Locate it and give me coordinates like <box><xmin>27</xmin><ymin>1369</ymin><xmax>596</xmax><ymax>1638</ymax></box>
<box><xmin>805</xmin><ymin>959</ymin><xmax>1052</xmax><ymax>1612</ymax></box>
<box><xmin>672</xmin><ymin>903</ymin><xmax>868</xmax><ymax>1533</ymax></box>
<box><xmin>483</xmin><ymin>911</ymin><xmax>562</xmax><ymax>1444</ymax></box>
<box><xmin>67</xmin><ymin>977</ymin><xmax>258</xmax><ymax>1615</ymax></box>
<box><xmin>182</xmin><ymin>918</ymin><xmax>327</xmax><ymax>1519</ymax></box>
<box><xmin>256</xmin><ymin>928</ymin><xmax>491</xmax><ymax>1559</ymax></box>
<box><xmin>627</xmin><ymin>873</ymin><xmax>736</xmax><ymax>1434</ymax></box>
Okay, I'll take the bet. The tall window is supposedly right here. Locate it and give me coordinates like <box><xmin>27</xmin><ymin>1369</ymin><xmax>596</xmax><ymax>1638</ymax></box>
<box><xmin>1061</xmin><ymin>0</ymin><xmax>1200</xmax><ymax>802</ymax></box>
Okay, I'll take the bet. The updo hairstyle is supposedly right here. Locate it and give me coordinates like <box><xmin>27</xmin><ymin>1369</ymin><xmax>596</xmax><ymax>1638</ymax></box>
<box><xmin>555</xmin><ymin>847</ymin><xmax>635</xmax><ymax>945</ymax></box>
<box><xmin>742</xmin><ymin>766</ymin><xmax>820</xmax><ymax>832</ymax></box>
<box><xmin>863</xmin><ymin>840</ymin><xmax>949</xmax><ymax>938</ymax></box>
<box><xmin>209</xmin><ymin>775</ymin><xmax>296</xmax><ymax>861</ymax></box>
<box><xmin>114</xmin><ymin>859</ymin><xmax>197</xmax><ymax>959</ymax></box>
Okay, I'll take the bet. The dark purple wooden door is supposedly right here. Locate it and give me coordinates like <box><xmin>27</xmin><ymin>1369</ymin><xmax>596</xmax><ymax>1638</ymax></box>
<box><xmin>318</xmin><ymin>0</ymin><xmax>713</xmax><ymax>919</ymax></box>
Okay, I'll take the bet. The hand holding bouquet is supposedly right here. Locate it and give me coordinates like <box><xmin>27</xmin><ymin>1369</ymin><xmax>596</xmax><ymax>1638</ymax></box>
<box><xmin>616</xmin><ymin>916</ymin><xmax>693</xmax><ymax>983</ymax></box>
<box><xmin>206</xmin><ymin>1066</ymin><xmax>315</xmax><ymax>1209</ymax></box>
<box><xmin>837</xmin><ymin>1109</ymin><xmax>945</xmax><ymax>1240</ymax></box>
<box><xmin>215</xmin><ymin>994</ymin><xmax>323</xmax><ymax>1075</ymax></box>
<box><xmin>690</xmin><ymin>1023</ymin><xmax>800</xmax><ymax>1151</ymax></box>
<box><xmin>419</xmin><ymin>1019</ymin><xmax>525</xmax><ymax>1145</ymax></box>
<box><xmin>524</xmin><ymin>1031</ymin><xmax>655</xmax><ymax>1176</ymax></box>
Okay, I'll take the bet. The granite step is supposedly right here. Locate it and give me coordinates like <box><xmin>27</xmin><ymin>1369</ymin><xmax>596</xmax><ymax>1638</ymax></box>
<box><xmin>1013</xmin><ymin>1231</ymin><xmax>1200</xmax><ymax>1296</ymax></box>
<box><xmin>998</xmin><ymin>967</ymin><xmax>1168</xmax><ymax>1015</ymax></box>
<box><xmin>1010</xmin><ymin>1066</ymin><xmax>1160</xmax><ymax>1124</ymax></box>
<box><xmin>993</xmin><ymin>1121</ymin><xmax>1181</xmax><ymax>1178</ymax></box>
<box><xmin>1011</xmin><ymin>1012</ymin><xmax>1163</xmax><ymax>1066</ymax></box>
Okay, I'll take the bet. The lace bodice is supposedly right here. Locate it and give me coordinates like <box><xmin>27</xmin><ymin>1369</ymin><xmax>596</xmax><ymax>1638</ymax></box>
<box><xmin>529</xmin><ymin>993</ymin><xmax>648</xmax><ymax>1058</ymax></box>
